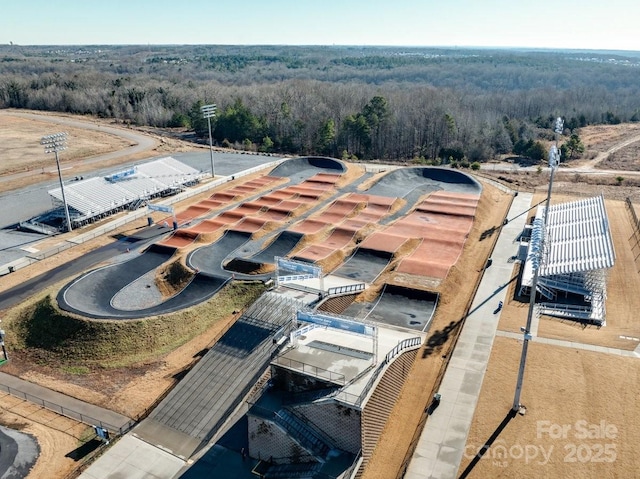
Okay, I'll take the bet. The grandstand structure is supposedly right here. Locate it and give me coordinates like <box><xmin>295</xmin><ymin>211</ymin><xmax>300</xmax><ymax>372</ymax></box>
<box><xmin>23</xmin><ymin>157</ymin><xmax>203</xmax><ymax>232</ymax></box>
<box><xmin>519</xmin><ymin>195</ymin><xmax>615</xmax><ymax>325</ymax></box>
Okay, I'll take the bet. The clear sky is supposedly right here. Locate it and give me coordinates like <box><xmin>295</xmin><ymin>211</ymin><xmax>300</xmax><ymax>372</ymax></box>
<box><xmin>2</xmin><ymin>0</ymin><xmax>639</xmax><ymax>51</ymax></box>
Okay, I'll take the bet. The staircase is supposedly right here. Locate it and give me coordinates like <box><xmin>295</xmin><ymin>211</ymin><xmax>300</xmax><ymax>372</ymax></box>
<box><xmin>274</xmin><ymin>410</ymin><xmax>334</xmax><ymax>461</ymax></box>
<box><xmin>359</xmin><ymin>349</ymin><xmax>417</xmax><ymax>474</ymax></box>
<box><xmin>318</xmin><ymin>294</ymin><xmax>357</xmax><ymax>315</ymax></box>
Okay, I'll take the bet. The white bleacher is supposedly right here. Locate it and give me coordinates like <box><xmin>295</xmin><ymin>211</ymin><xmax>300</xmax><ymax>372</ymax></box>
<box><xmin>541</xmin><ymin>196</ymin><xmax>615</xmax><ymax>276</ymax></box>
<box><xmin>47</xmin><ymin>157</ymin><xmax>204</xmax><ymax>226</ymax></box>
<box><xmin>520</xmin><ymin>195</ymin><xmax>615</xmax><ymax>325</ymax></box>
<box><xmin>136</xmin><ymin>156</ymin><xmax>203</xmax><ymax>186</ymax></box>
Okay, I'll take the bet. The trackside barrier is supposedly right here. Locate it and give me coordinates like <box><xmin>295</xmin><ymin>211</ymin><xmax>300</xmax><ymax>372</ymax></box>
<box><xmin>326</xmin><ymin>283</ymin><xmax>366</xmax><ymax>296</ymax></box>
<box><xmin>0</xmin><ymin>159</ymin><xmax>285</xmax><ymax>276</ymax></box>
<box><xmin>474</xmin><ymin>173</ymin><xmax>517</xmax><ymax>195</ymax></box>
<box><xmin>0</xmin><ymin>383</ymin><xmax>135</xmax><ymax>435</ymax></box>
<box><xmin>290</xmin><ymin>323</ymin><xmax>320</xmax><ymax>340</ymax></box>
<box><xmin>626</xmin><ymin>197</ymin><xmax>640</xmax><ymax>230</ymax></box>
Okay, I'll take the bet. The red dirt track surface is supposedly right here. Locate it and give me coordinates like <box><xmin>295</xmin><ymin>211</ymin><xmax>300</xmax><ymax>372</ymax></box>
<box><xmin>155</xmin><ymin>167</ymin><xmax>480</xmax><ymax>282</ymax></box>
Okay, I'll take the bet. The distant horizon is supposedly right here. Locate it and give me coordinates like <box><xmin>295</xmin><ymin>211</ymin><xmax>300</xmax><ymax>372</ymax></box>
<box><xmin>3</xmin><ymin>43</ymin><xmax>640</xmax><ymax>55</ymax></box>
<box><xmin>3</xmin><ymin>0</ymin><xmax>639</xmax><ymax>52</ymax></box>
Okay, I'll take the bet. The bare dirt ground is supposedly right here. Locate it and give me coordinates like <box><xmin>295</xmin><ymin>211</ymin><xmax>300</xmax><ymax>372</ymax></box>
<box><xmin>460</xmin><ymin>337</ymin><xmax>640</xmax><ymax>479</ymax></box>
<box><xmin>0</xmin><ymin>393</ymin><xmax>91</xmax><ymax>479</ymax></box>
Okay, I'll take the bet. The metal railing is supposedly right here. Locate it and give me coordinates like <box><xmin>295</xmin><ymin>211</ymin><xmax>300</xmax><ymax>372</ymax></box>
<box><xmin>271</xmin><ymin>356</ymin><xmax>346</xmax><ymax>385</ymax></box>
<box><xmin>0</xmin><ymin>383</ymin><xmax>135</xmax><ymax>435</ymax></box>
<box><xmin>326</xmin><ymin>283</ymin><xmax>366</xmax><ymax>296</ymax></box>
<box><xmin>330</xmin><ymin>336</ymin><xmax>422</xmax><ymax>408</ymax></box>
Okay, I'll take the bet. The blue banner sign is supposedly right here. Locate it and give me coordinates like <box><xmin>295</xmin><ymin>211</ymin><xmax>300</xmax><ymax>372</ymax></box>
<box><xmin>148</xmin><ymin>203</ymin><xmax>174</xmax><ymax>214</ymax></box>
<box><xmin>105</xmin><ymin>167</ymin><xmax>136</xmax><ymax>182</ymax></box>
<box><xmin>297</xmin><ymin>311</ymin><xmax>374</xmax><ymax>336</ymax></box>
<box><xmin>276</xmin><ymin>257</ymin><xmax>321</xmax><ymax>277</ymax></box>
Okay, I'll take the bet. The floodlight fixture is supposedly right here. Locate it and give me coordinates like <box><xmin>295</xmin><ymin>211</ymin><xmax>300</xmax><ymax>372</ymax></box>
<box><xmin>201</xmin><ymin>103</ymin><xmax>217</xmax><ymax>178</ymax></box>
<box><xmin>41</xmin><ymin>132</ymin><xmax>72</xmax><ymax>232</ymax></box>
<box><xmin>554</xmin><ymin>117</ymin><xmax>564</xmax><ymax>135</ymax></box>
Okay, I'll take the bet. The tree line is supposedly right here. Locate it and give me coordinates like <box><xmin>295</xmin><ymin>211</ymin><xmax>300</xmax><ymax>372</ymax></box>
<box><xmin>1</xmin><ymin>45</ymin><xmax>639</xmax><ymax>163</ymax></box>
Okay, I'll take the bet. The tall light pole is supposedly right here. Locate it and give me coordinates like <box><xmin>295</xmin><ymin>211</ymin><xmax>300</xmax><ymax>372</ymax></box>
<box><xmin>42</xmin><ymin>133</ymin><xmax>73</xmax><ymax>232</ymax></box>
<box><xmin>201</xmin><ymin>103</ymin><xmax>217</xmax><ymax>178</ymax></box>
<box><xmin>512</xmin><ymin>117</ymin><xmax>563</xmax><ymax>413</ymax></box>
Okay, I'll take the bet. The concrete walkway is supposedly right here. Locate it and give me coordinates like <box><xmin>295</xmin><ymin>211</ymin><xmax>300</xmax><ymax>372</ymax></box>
<box><xmin>79</xmin><ymin>435</ymin><xmax>185</xmax><ymax>479</ymax></box>
<box><xmin>495</xmin><ymin>330</ymin><xmax>640</xmax><ymax>358</ymax></box>
<box><xmin>0</xmin><ymin>372</ymin><xmax>134</xmax><ymax>434</ymax></box>
<box><xmin>404</xmin><ymin>192</ymin><xmax>533</xmax><ymax>479</ymax></box>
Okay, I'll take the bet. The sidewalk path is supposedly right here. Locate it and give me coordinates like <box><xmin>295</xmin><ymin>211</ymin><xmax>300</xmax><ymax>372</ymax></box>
<box><xmin>495</xmin><ymin>330</ymin><xmax>640</xmax><ymax>358</ymax></box>
<box><xmin>404</xmin><ymin>192</ymin><xmax>533</xmax><ymax>479</ymax></box>
<box><xmin>0</xmin><ymin>372</ymin><xmax>134</xmax><ymax>433</ymax></box>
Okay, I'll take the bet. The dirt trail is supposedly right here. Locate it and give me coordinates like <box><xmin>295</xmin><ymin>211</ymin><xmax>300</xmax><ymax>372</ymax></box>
<box><xmin>582</xmin><ymin>131</ymin><xmax>640</xmax><ymax>170</ymax></box>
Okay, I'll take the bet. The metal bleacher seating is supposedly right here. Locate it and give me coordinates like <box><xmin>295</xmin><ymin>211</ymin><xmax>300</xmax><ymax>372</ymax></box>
<box><xmin>47</xmin><ymin>157</ymin><xmax>204</xmax><ymax>227</ymax></box>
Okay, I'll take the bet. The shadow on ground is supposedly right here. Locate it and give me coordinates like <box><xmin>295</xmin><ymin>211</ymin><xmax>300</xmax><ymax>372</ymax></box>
<box><xmin>65</xmin><ymin>438</ymin><xmax>103</xmax><ymax>461</ymax></box>
<box><xmin>458</xmin><ymin>409</ymin><xmax>517</xmax><ymax>479</ymax></box>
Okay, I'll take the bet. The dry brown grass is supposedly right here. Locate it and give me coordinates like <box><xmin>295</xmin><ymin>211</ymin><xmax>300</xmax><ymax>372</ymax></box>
<box><xmin>460</xmin><ymin>337</ymin><xmax>640</xmax><ymax>479</ymax></box>
<box><xmin>154</xmin><ymin>257</ymin><xmax>195</xmax><ymax>298</ymax></box>
<box><xmin>0</xmin><ymin>112</ymin><xmax>130</xmax><ymax>175</ymax></box>
<box><xmin>0</xmin><ymin>110</ymin><xmax>200</xmax><ymax>194</ymax></box>
<box><xmin>463</xmin><ymin>192</ymin><xmax>640</xmax><ymax>479</ymax></box>
<box><xmin>0</xmin><ymin>399</ymin><xmax>90</xmax><ymax>479</ymax></box>
<box><xmin>579</xmin><ymin>123</ymin><xmax>640</xmax><ymax>153</ymax></box>
<box><xmin>498</xmin><ymin>195</ymin><xmax>640</xmax><ymax>350</ymax></box>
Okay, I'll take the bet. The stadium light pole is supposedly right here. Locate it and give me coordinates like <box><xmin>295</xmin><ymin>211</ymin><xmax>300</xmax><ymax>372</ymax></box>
<box><xmin>201</xmin><ymin>104</ymin><xmax>217</xmax><ymax>178</ymax></box>
<box><xmin>41</xmin><ymin>133</ymin><xmax>73</xmax><ymax>233</ymax></box>
<box><xmin>512</xmin><ymin>117</ymin><xmax>563</xmax><ymax>413</ymax></box>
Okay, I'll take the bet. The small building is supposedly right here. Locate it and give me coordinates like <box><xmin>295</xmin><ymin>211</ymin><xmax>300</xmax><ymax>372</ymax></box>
<box><xmin>247</xmin><ymin>312</ymin><xmax>423</xmax><ymax>478</ymax></box>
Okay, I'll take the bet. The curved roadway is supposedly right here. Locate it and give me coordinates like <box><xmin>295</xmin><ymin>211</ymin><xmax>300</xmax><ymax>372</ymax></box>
<box><xmin>0</xmin><ymin>110</ymin><xmax>158</xmax><ymax>190</ymax></box>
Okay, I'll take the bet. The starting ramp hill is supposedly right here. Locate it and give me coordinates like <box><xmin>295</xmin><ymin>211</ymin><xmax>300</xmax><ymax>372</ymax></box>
<box><xmin>342</xmin><ymin>284</ymin><xmax>438</xmax><ymax>332</ymax></box>
<box><xmin>134</xmin><ymin>292</ymin><xmax>305</xmax><ymax>459</ymax></box>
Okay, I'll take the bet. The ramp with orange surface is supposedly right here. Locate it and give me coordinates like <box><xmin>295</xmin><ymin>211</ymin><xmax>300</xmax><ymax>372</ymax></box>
<box><xmin>158</xmin><ymin>230</ymin><xmax>200</xmax><ymax>248</ymax></box>
<box><xmin>294</xmin><ymin>226</ymin><xmax>358</xmax><ymax>262</ymax></box>
<box><xmin>362</xmin><ymin>191</ymin><xmax>481</xmax><ymax>279</ymax></box>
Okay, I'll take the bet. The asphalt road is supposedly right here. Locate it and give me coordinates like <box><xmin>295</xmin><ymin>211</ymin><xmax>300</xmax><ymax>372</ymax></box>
<box><xmin>0</xmin><ymin>425</ymin><xmax>39</xmax><ymax>479</ymax></box>
<box><xmin>0</xmin><ymin>239</ymin><xmax>134</xmax><ymax>311</ymax></box>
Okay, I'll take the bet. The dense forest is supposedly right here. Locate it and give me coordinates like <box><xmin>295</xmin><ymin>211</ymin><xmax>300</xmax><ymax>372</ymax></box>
<box><xmin>1</xmin><ymin>44</ymin><xmax>640</xmax><ymax>163</ymax></box>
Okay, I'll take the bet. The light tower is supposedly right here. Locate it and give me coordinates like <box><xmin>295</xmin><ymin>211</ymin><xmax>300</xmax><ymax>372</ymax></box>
<box><xmin>201</xmin><ymin>104</ymin><xmax>217</xmax><ymax>178</ymax></box>
<box><xmin>512</xmin><ymin>117</ymin><xmax>563</xmax><ymax>413</ymax></box>
<box><xmin>41</xmin><ymin>133</ymin><xmax>73</xmax><ymax>232</ymax></box>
